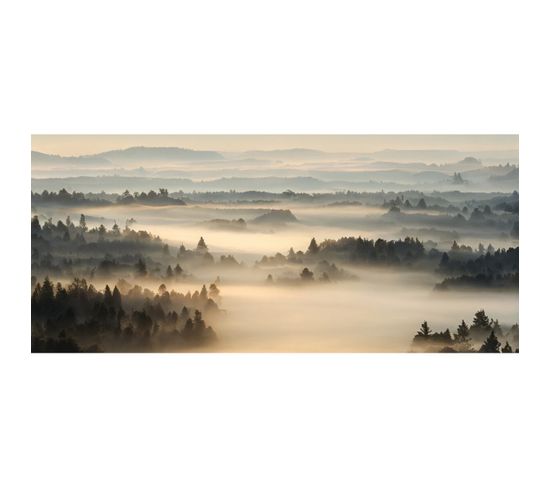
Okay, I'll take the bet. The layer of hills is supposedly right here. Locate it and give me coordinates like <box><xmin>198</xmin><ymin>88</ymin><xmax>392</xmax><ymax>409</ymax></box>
<box><xmin>32</xmin><ymin>146</ymin><xmax>518</xmax><ymax>167</ymax></box>
<box><xmin>31</xmin><ymin>146</ymin><xmax>519</xmax><ymax>193</ymax></box>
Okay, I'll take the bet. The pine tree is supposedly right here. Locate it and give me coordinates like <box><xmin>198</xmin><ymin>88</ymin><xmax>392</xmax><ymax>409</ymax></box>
<box><xmin>454</xmin><ymin>320</ymin><xmax>470</xmax><ymax>342</ymax></box>
<box><xmin>307</xmin><ymin>238</ymin><xmax>319</xmax><ymax>254</ymax></box>
<box><xmin>417</xmin><ymin>321</ymin><xmax>432</xmax><ymax>337</ymax></box>
<box><xmin>209</xmin><ymin>283</ymin><xmax>220</xmax><ymax>299</ymax></box>
<box><xmin>196</xmin><ymin>237</ymin><xmax>208</xmax><ymax>251</ymax></box>
<box><xmin>502</xmin><ymin>342</ymin><xmax>513</xmax><ymax>353</ymax></box>
<box><xmin>135</xmin><ymin>258</ymin><xmax>147</xmax><ymax>277</ymax></box>
<box><xmin>479</xmin><ymin>331</ymin><xmax>501</xmax><ymax>353</ymax></box>
<box><xmin>177</xmin><ymin>244</ymin><xmax>186</xmax><ymax>258</ymax></box>
<box><xmin>104</xmin><ymin>285</ymin><xmax>113</xmax><ymax>307</ymax></box>
<box><xmin>472</xmin><ymin>310</ymin><xmax>490</xmax><ymax>329</ymax></box>
<box><xmin>31</xmin><ymin>215</ymin><xmax>41</xmax><ymax>233</ymax></box>
<box><xmin>112</xmin><ymin>286</ymin><xmax>122</xmax><ymax>309</ymax></box>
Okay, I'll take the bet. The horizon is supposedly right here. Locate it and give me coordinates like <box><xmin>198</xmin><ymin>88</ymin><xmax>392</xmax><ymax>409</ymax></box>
<box><xmin>32</xmin><ymin>135</ymin><xmax>519</xmax><ymax>157</ymax></box>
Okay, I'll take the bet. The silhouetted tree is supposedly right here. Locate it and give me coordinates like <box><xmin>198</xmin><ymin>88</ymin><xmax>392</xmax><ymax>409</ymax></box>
<box><xmin>112</xmin><ymin>286</ymin><xmax>122</xmax><ymax>309</ymax></box>
<box><xmin>31</xmin><ymin>215</ymin><xmax>41</xmax><ymax>234</ymax></box>
<box><xmin>209</xmin><ymin>283</ymin><xmax>220</xmax><ymax>299</ymax></box>
<box><xmin>196</xmin><ymin>237</ymin><xmax>208</xmax><ymax>251</ymax></box>
<box><xmin>472</xmin><ymin>310</ymin><xmax>490</xmax><ymax>329</ymax></box>
<box><xmin>135</xmin><ymin>258</ymin><xmax>147</xmax><ymax>277</ymax></box>
<box><xmin>307</xmin><ymin>238</ymin><xmax>319</xmax><ymax>254</ymax></box>
<box><xmin>177</xmin><ymin>244</ymin><xmax>186</xmax><ymax>258</ymax></box>
<box><xmin>502</xmin><ymin>342</ymin><xmax>513</xmax><ymax>353</ymax></box>
<box><xmin>454</xmin><ymin>320</ymin><xmax>470</xmax><ymax>342</ymax></box>
<box><xmin>417</xmin><ymin>321</ymin><xmax>432</xmax><ymax>337</ymax></box>
<box><xmin>479</xmin><ymin>330</ymin><xmax>501</xmax><ymax>353</ymax></box>
<box><xmin>300</xmin><ymin>267</ymin><xmax>314</xmax><ymax>281</ymax></box>
<box><xmin>104</xmin><ymin>285</ymin><xmax>113</xmax><ymax>307</ymax></box>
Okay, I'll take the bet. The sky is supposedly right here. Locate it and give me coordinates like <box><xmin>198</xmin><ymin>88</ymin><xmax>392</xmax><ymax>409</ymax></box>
<box><xmin>31</xmin><ymin>135</ymin><xmax>519</xmax><ymax>156</ymax></box>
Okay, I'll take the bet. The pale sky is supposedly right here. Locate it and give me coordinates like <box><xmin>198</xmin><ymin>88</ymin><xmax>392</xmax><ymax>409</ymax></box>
<box><xmin>31</xmin><ymin>135</ymin><xmax>518</xmax><ymax>156</ymax></box>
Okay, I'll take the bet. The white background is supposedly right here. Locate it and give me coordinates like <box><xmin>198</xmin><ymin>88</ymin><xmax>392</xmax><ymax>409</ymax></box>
<box><xmin>1</xmin><ymin>1</ymin><xmax>549</xmax><ymax>487</ymax></box>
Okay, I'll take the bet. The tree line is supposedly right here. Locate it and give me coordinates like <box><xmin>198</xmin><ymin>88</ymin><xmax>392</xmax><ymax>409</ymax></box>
<box><xmin>32</xmin><ymin>277</ymin><xmax>220</xmax><ymax>352</ymax></box>
<box><xmin>412</xmin><ymin>310</ymin><xmax>518</xmax><ymax>353</ymax></box>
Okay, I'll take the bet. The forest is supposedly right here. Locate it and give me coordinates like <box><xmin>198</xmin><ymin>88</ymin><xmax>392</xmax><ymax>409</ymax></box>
<box><xmin>31</xmin><ymin>139</ymin><xmax>519</xmax><ymax>352</ymax></box>
<box><xmin>32</xmin><ymin>278</ymin><xmax>219</xmax><ymax>352</ymax></box>
<box><xmin>411</xmin><ymin>310</ymin><xmax>519</xmax><ymax>353</ymax></box>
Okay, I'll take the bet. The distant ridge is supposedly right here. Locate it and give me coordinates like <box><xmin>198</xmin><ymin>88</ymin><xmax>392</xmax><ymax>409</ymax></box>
<box><xmin>98</xmin><ymin>146</ymin><xmax>224</xmax><ymax>162</ymax></box>
<box><xmin>32</xmin><ymin>146</ymin><xmax>224</xmax><ymax>165</ymax></box>
<box><xmin>31</xmin><ymin>151</ymin><xmax>112</xmax><ymax>166</ymax></box>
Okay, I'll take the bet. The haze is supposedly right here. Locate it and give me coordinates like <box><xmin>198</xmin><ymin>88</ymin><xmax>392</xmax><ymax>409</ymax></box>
<box><xmin>31</xmin><ymin>135</ymin><xmax>519</xmax><ymax>353</ymax></box>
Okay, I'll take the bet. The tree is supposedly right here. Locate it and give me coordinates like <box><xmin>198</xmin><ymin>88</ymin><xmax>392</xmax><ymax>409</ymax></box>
<box><xmin>307</xmin><ymin>238</ymin><xmax>319</xmax><ymax>254</ymax></box>
<box><xmin>194</xmin><ymin>310</ymin><xmax>205</xmax><ymax>330</ymax></box>
<box><xmin>162</xmin><ymin>244</ymin><xmax>170</xmax><ymax>256</ymax></box>
<box><xmin>174</xmin><ymin>263</ymin><xmax>183</xmax><ymax>276</ymax></box>
<box><xmin>451</xmin><ymin>240</ymin><xmax>460</xmax><ymax>252</ymax></box>
<box><xmin>135</xmin><ymin>258</ymin><xmax>147</xmax><ymax>277</ymax></box>
<box><xmin>112</xmin><ymin>222</ymin><xmax>120</xmax><ymax>236</ymax></box>
<box><xmin>416</xmin><ymin>321</ymin><xmax>432</xmax><ymax>337</ymax></box>
<box><xmin>166</xmin><ymin>265</ymin><xmax>173</xmax><ymax>278</ymax></box>
<box><xmin>104</xmin><ymin>285</ymin><xmax>113</xmax><ymax>307</ymax></box>
<box><xmin>196</xmin><ymin>237</ymin><xmax>208</xmax><ymax>251</ymax></box>
<box><xmin>112</xmin><ymin>286</ymin><xmax>122</xmax><ymax>309</ymax></box>
<box><xmin>479</xmin><ymin>330</ymin><xmax>501</xmax><ymax>353</ymax></box>
<box><xmin>454</xmin><ymin>320</ymin><xmax>470</xmax><ymax>342</ymax></box>
<box><xmin>502</xmin><ymin>342</ymin><xmax>513</xmax><ymax>353</ymax></box>
<box><xmin>209</xmin><ymin>283</ymin><xmax>220</xmax><ymax>299</ymax></box>
<box><xmin>417</xmin><ymin>198</ymin><xmax>427</xmax><ymax>209</ymax></box>
<box><xmin>181</xmin><ymin>306</ymin><xmax>189</xmax><ymax>322</ymax></box>
<box><xmin>79</xmin><ymin>214</ymin><xmax>87</xmax><ymax>231</ymax></box>
<box><xmin>472</xmin><ymin>310</ymin><xmax>490</xmax><ymax>329</ymax></box>
<box><xmin>184</xmin><ymin>318</ymin><xmax>194</xmax><ymax>331</ymax></box>
<box><xmin>31</xmin><ymin>215</ymin><xmax>41</xmax><ymax>233</ymax></box>
<box><xmin>98</xmin><ymin>224</ymin><xmax>107</xmax><ymax>241</ymax></box>
<box><xmin>177</xmin><ymin>244</ymin><xmax>186</xmax><ymax>258</ymax></box>
<box><xmin>300</xmin><ymin>267</ymin><xmax>314</xmax><ymax>281</ymax></box>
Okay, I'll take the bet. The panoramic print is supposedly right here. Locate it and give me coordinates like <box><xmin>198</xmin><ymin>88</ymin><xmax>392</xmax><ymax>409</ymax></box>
<box><xmin>31</xmin><ymin>135</ymin><xmax>519</xmax><ymax>352</ymax></box>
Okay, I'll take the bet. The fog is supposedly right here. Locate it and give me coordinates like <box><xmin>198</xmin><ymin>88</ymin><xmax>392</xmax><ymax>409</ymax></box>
<box><xmin>212</xmin><ymin>273</ymin><xmax>518</xmax><ymax>352</ymax></box>
<box><xmin>31</xmin><ymin>138</ymin><xmax>519</xmax><ymax>353</ymax></box>
<box><xmin>32</xmin><ymin>201</ymin><xmax>519</xmax><ymax>351</ymax></box>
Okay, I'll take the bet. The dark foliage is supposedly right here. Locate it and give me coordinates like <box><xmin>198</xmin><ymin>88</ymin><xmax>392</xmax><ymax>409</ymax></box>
<box><xmin>31</xmin><ymin>278</ymin><xmax>219</xmax><ymax>352</ymax></box>
<box><xmin>411</xmin><ymin>310</ymin><xmax>518</xmax><ymax>353</ymax></box>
